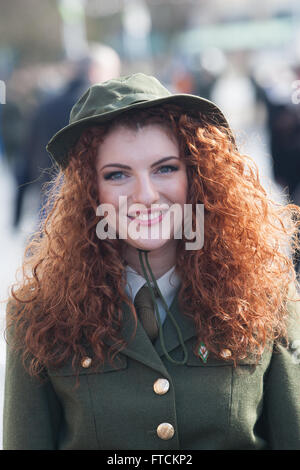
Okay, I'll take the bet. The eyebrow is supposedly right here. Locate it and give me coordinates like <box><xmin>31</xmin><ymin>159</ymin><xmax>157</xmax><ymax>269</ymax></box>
<box><xmin>99</xmin><ymin>156</ymin><xmax>180</xmax><ymax>171</ymax></box>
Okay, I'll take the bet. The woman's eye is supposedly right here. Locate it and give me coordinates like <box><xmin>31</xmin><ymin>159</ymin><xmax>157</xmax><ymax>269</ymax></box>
<box><xmin>157</xmin><ymin>165</ymin><xmax>179</xmax><ymax>174</ymax></box>
<box><xmin>103</xmin><ymin>165</ymin><xmax>179</xmax><ymax>180</ymax></box>
<box><xmin>103</xmin><ymin>171</ymin><xmax>126</xmax><ymax>181</ymax></box>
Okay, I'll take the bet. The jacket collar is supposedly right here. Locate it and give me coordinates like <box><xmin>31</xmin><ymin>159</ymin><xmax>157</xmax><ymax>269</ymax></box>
<box><xmin>124</xmin><ymin>264</ymin><xmax>180</xmax><ymax>306</ymax></box>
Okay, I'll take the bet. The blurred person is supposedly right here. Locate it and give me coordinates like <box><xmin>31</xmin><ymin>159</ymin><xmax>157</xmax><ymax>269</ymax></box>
<box><xmin>269</xmin><ymin>103</ymin><xmax>300</xmax><ymax>204</ymax></box>
<box><xmin>270</xmin><ymin>104</ymin><xmax>300</xmax><ymax>274</ymax></box>
<box><xmin>251</xmin><ymin>58</ymin><xmax>300</xmax><ymax>202</ymax></box>
<box><xmin>0</xmin><ymin>99</ymin><xmax>24</xmax><ymax>173</ymax></box>
<box><xmin>166</xmin><ymin>55</ymin><xmax>219</xmax><ymax>101</ymax></box>
<box><xmin>210</xmin><ymin>64</ymin><xmax>256</xmax><ymax>133</ymax></box>
<box><xmin>251</xmin><ymin>62</ymin><xmax>300</xmax><ymax>273</ymax></box>
<box><xmin>188</xmin><ymin>48</ymin><xmax>227</xmax><ymax>102</ymax></box>
<box><xmin>13</xmin><ymin>43</ymin><xmax>121</xmax><ymax>229</ymax></box>
<box><xmin>3</xmin><ymin>73</ymin><xmax>300</xmax><ymax>450</ymax></box>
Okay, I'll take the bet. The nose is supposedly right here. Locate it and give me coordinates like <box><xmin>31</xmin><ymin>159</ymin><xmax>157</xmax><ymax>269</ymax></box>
<box><xmin>131</xmin><ymin>172</ymin><xmax>160</xmax><ymax>207</ymax></box>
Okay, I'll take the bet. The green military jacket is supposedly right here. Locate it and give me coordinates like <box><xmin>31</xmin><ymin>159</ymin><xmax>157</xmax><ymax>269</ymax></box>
<box><xmin>3</xmin><ymin>289</ymin><xmax>300</xmax><ymax>450</ymax></box>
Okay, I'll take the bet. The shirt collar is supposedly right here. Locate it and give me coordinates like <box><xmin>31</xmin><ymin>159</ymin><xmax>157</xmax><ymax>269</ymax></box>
<box><xmin>124</xmin><ymin>264</ymin><xmax>181</xmax><ymax>303</ymax></box>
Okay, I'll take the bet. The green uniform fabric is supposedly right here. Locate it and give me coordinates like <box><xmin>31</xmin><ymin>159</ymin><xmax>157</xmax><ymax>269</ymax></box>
<box><xmin>3</xmin><ymin>289</ymin><xmax>300</xmax><ymax>450</ymax></box>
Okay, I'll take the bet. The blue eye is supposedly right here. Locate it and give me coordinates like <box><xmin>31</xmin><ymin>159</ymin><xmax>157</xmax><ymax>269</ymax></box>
<box><xmin>157</xmin><ymin>165</ymin><xmax>179</xmax><ymax>174</ymax></box>
<box><xmin>104</xmin><ymin>171</ymin><xmax>126</xmax><ymax>181</ymax></box>
<box><xmin>103</xmin><ymin>165</ymin><xmax>179</xmax><ymax>181</ymax></box>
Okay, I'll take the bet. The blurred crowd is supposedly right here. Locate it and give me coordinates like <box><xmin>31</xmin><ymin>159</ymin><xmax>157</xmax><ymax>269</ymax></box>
<box><xmin>0</xmin><ymin>43</ymin><xmax>122</xmax><ymax>229</ymax></box>
<box><xmin>0</xmin><ymin>41</ymin><xmax>299</xmax><ymax>272</ymax></box>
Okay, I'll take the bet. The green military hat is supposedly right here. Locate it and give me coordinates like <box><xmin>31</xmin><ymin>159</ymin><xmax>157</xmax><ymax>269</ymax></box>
<box><xmin>46</xmin><ymin>72</ymin><xmax>231</xmax><ymax>169</ymax></box>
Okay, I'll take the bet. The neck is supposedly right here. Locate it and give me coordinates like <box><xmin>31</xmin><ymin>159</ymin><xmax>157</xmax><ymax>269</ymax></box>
<box><xmin>122</xmin><ymin>241</ymin><xmax>177</xmax><ymax>279</ymax></box>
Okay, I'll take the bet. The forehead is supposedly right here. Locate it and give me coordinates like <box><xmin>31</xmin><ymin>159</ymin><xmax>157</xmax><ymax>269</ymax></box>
<box><xmin>97</xmin><ymin>123</ymin><xmax>179</xmax><ymax>162</ymax></box>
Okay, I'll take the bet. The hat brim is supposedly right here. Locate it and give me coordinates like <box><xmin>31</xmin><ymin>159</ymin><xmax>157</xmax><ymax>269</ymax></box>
<box><xmin>46</xmin><ymin>93</ymin><xmax>232</xmax><ymax>169</ymax></box>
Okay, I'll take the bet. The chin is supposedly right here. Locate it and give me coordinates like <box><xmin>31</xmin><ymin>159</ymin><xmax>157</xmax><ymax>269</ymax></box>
<box><xmin>125</xmin><ymin>237</ymin><xmax>173</xmax><ymax>253</ymax></box>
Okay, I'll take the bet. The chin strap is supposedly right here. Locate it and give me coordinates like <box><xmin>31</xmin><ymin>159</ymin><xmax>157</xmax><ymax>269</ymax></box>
<box><xmin>137</xmin><ymin>249</ymin><xmax>188</xmax><ymax>365</ymax></box>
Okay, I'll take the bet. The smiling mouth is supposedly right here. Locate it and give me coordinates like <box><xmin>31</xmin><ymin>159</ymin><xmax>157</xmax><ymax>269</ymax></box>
<box><xmin>127</xmin><ymin>211</ymin><xmax>165</xmax><ymax>225</ymax></box>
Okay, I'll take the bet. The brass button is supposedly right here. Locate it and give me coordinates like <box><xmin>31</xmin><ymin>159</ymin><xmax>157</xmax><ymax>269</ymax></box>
<box><xmin>221</xmin><ymin>348</ymin><xmax>232</xmax><ymax>358</ymax></box>
<box><xmin>157</xmin><ymin>423</ymin><xmax>175</xmax><ymax>440</ymax></box>
<box><xmin>81</xmin><ymin>356</ymin><xmax>92</xmax><ymax>368</ymax></box>
<box><xmin>153</xmin><ymin>378</ymin><xmax>170</xmax><ymax>395</ymax></box>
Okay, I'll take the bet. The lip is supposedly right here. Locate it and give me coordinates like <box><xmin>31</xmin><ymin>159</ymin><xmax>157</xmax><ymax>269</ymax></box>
<box><xmin>127</xmin><ymin>211</ymin><xmax>164</xmax><ymax>226</ymax></box>
<box><xmin>127</xmin><ymin>208</ymin><xmax>166</xmax><ymax>217</ymax></box>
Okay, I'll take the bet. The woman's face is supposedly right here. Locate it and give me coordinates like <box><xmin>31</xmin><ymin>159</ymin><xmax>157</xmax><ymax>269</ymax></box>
<box><xmin>96</xmin><ymin>123</ymin><xmax>188</xmax><ymax>254</ymax></box>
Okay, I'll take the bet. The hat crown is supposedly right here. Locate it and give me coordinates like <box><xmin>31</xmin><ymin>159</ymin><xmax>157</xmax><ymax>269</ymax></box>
<box><xmin>70</xmin><ymin>73</ymin><xmax>171</xmax><ymax>124</ymax></box>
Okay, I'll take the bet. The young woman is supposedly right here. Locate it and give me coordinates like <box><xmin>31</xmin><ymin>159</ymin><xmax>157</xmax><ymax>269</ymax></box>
<box><xmin>3</xmin><ymin>73</ymin><xmax>300</xmax><ymax>450</ymax></box>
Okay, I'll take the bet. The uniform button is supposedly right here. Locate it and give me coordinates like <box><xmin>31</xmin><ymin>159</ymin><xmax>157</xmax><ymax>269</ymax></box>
<box><xmin>153</xmin><ymin>378</ymin><xmax>170</xmax><ymax>395</ymax></box>
<box><xmin>221</xmin><ymin>348</ymin><xmax>232</xmax><ymax>358</ymax></box>
<box><xmin>157</xmin><ymin>423</ymin><xmax>175</xmax><ymax>440</ymax></box>
<box><xmin>81</xmin><ymin>356</ymin><xmax>92</xmax><ymax>368</ymax></box>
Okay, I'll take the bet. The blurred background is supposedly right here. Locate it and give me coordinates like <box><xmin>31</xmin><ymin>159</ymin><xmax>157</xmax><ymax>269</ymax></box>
<box><xmin>1</xmin><ymin>0</ymin><xmax>300</xmax><ymax>446</ymax></box>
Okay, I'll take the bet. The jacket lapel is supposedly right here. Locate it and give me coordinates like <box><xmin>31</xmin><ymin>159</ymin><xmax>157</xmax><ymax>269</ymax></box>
<box><xmin>103</xmin><ymin>288</ymin><xmax>196</xmax><ymax>374</ymax></box>
<box><xmin>104</xmin><ymin>300</ymin><xmax>170</xmax><ymax>377</ymax></box>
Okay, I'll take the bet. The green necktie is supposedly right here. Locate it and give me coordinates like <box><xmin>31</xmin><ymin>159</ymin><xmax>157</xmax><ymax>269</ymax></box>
<box><xmin>137</xmin><ymin>249</ymin><xmax>188</xmax><ymax>365</ymax></box>
<box><xmin>134</xmin><ymin>284</ymin><xmax>159</xmax><ymax>342</ymax></box>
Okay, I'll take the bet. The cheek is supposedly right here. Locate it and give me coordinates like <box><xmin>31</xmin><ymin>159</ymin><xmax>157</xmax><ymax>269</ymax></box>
<box><xmin>172</xmin><ymin>172</ymin><xmax>188</xmax><ymax>204</ymax></box>
<box><xmin>97</xmin><ymin>184</ymin><xmax>106</xmax><ymax>204</ymax></box>
<box><xmin>97</xmin><ymin>182</ymin><xmax>120</xmax><ymax>207</ymax></box>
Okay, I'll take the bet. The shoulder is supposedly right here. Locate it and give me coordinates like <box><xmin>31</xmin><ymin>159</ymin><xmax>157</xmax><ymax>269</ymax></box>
<box><xmin>6</xmin><ymin>296</ymin><xmax>27</xmax><ymax>317</ymax></box>
<box><xmin>5</xmin><ymin>297</ymin><xmax>26</xmax><ymax>342</ymax></box>
<box><xmin>261</xmin><ymin>282</ymin><xmax>300</xmax><ymax>449</ymax></box>
<box><xmin>283</xmin><ymin>282</ymin><xmax>300</xmax><ymax>336</ymax></box>
<box><xmin>284</xmin><ymin>281</ymin><xmax>300</xmax><ymax>357</ymax></box>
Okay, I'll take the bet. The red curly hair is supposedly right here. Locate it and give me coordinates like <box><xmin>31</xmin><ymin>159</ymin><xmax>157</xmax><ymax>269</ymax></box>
<box><xmin>6</xmin><ymin>104</ymin><xmax>300</xmax><ymax>376</ymax></box>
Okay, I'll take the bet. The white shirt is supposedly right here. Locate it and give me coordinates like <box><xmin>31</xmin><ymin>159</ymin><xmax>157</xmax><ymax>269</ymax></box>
<box><xmin>124</xmin><ymin>264</ymin><xmax>181</xmax><ymax>324</ymax></box>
